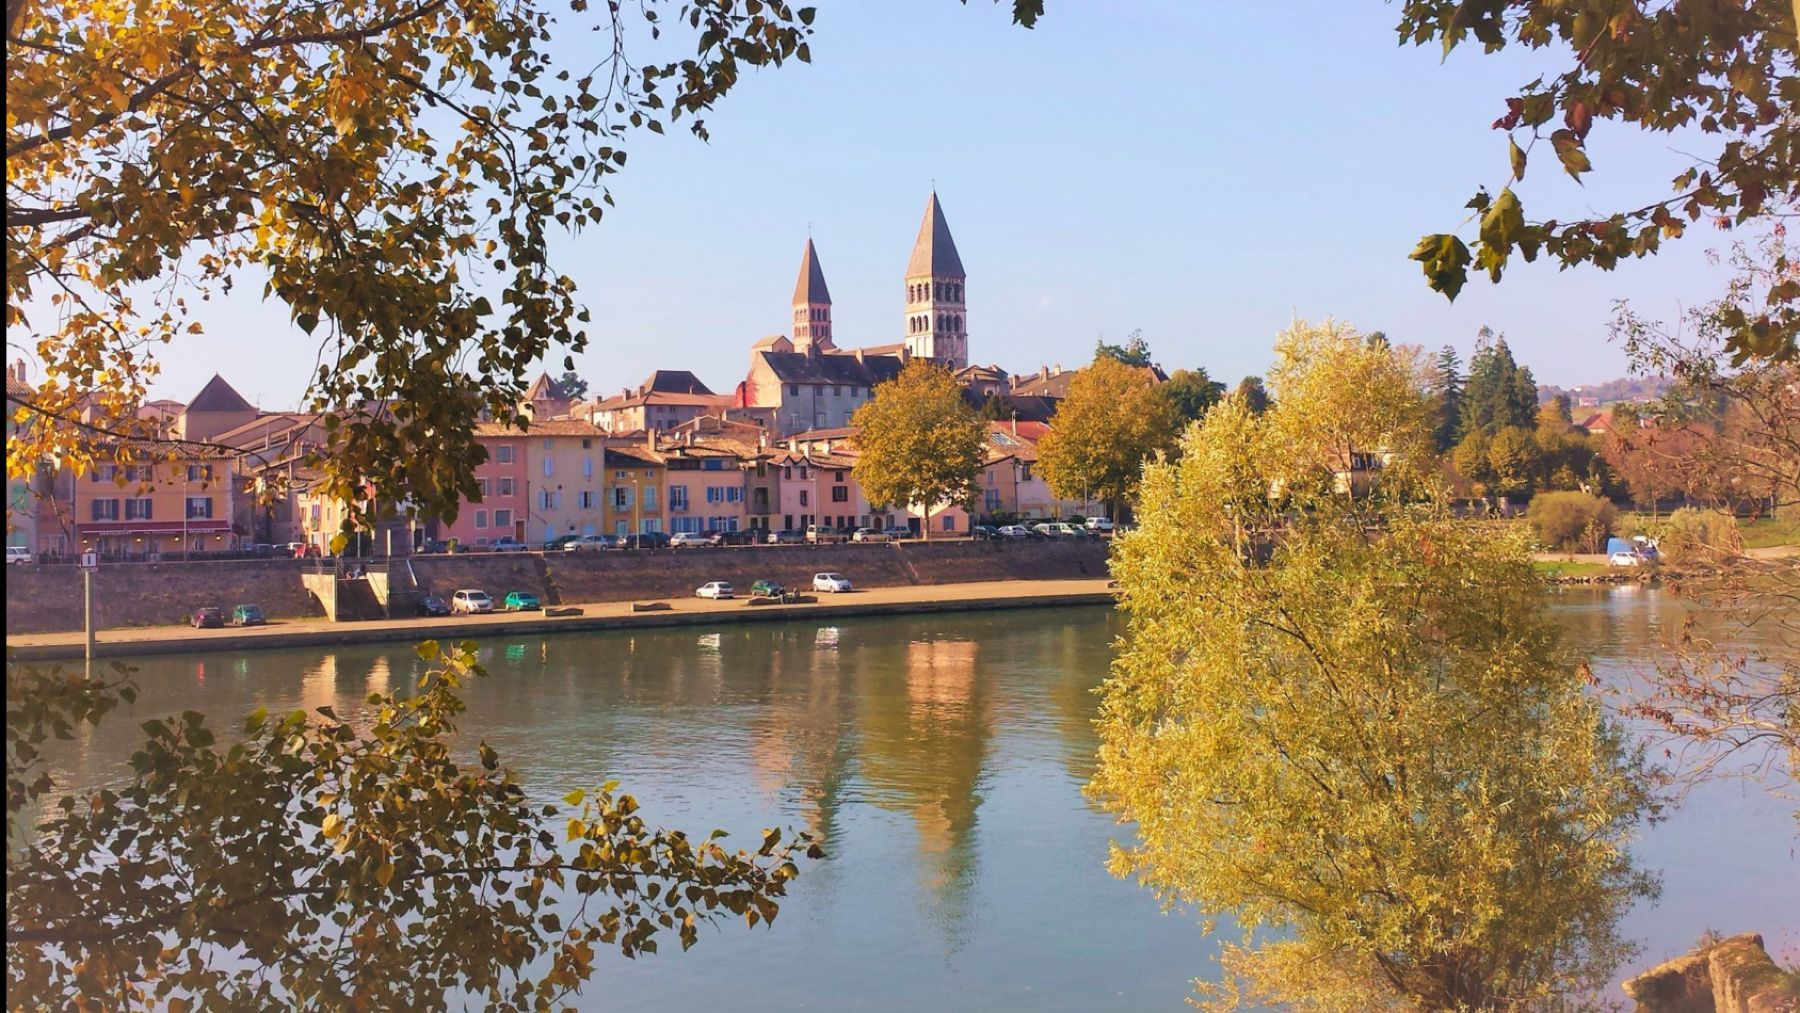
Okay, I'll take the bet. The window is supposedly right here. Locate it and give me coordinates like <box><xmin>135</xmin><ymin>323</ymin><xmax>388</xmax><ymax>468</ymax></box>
<box><xmin>494</xmin><ymin>509</ymin><xmax>512</xmax><ymax>527</ymax></box>
<box><xmin>832</xmin><ymin>386</ymin><xmax>841</xmax><ymax>397</ymax></box>
<box><xmin>126</xmin><ymin>498</ymin><xmax>154</xmax><ymax>520</ymax></box>
<box><xmin>642</xmin><ymin>519</ymin><xmax>661</xmax><ymax>534</ymax></box>
<box><xmin>798</xmin><ymin>490</ymin><xmax>809</xmax><ymax>507</ymax></box>
<box><xmin>789</xmin><ymin>384</ymin><xmax>800</xmax><ymax>396</ymax></box>
<box><xmin>831</xmin><ymin>486</ymin><xmax>849</xmax><ymax>503</ymax></box>
<box><xmin>185</xmin><ymin>464</ymin><xmax>214</xmax><ymax>482</ymax></box>
<box><xmin>91</xmin><ymin>498</ymin><xmax>120</xmax><ymax>521</ymax></box>
<box><xmin>581</xmin><ymin>438</ymin><xmax>592</xmax><ymax>449</ymax></box>
<box><xmin>641</xmin><ymin>487</ymin><xmax>658</xmax><ymax>511</ymax></box>
<box><xmin>835</xmin><ymin>470</ymin><xmax>845</xmax><ymax>481</ymax></box>
<box><xmin>670</xmin><ymin>486</ymin><xmax>688</xmax><ymax>510</ymax></box>
<box><xmin>985</xmin><ymin>489</ymin><xmax>1001</xmax><ymax>511</ymax></box>
<box><xmin>614</xmin><ymin>469</ymin><xmax>628</xmax><ymax>480</ymax></box>
<box><xmin>813</xmin><ymin>412</ymin><xmax>826</xmax><ymax>428</ymax></box>
<box><xmin>477</xmin><ymin>478</ymin><xmax>490</xmax><ymax>498</ymax></box>
<box><xmin>543</xmin><ymin>438</ymin><xmax>553</xmax><ymax>450</ymax></box>
<box><xmin>539</xmin><ymin>490</ymin><xmax>557</xmax><ymax>510</ymax></box>
<box><xmin>185</xmin><ymin>497</ymin><xmax>213</xmax><ymax>519</ymax></box>
<box><xmin>702</xmin><ymin>459</ymin><xmax>724</xmax><ymax>471</ymax></box>
<box><xmin>542</xmin><ymin>458</ymin><xmax>554</xmax><ymax>478</ymax></box>
<box><xmin>1020</xmin><ymin>464</ymin><xmax>1033</xmax><ymax>481</ymax></box>
<box><xmin>496</xmin><ymin>445</ymin><xmax>514</xmax><ymax>464</ymax></box>
<box><xmin>727</xmin><ymin>487</ymin><xmax>743</xmax><ymax>503</ymax></box>
<box><xmin>783</xmin><ymin>466</ymin><xmax>792</xmax><ymax>479</ymax></box>
<box><xmin>474</xmin><ymin>510</ymin><xmax>488</xmax><ymax>528</ymax></box>
<box><xmin>582</xmin><ymin>457</ymin><xmax>593</xmax><ymax>477</ymax></box>
<box><xmin>613</xmin><ymin>487</ymin><xmax>632</xmax><ymax>510</ymax></box>
<box><xmin>92</xmin><ymin>464</ymin><xmax>119</xmax><ymax>483</ymax></box>
<box><xmin>578</xmin><ymin>491</ymin><xmax>597</xmax><ymax>510</ymax></box>
<box><xmin>498</xmin><ymin>477</ymin><xmax>515</xmax><ymax>496</ymax></box>
<box><xmin>942</xmin><ymin>514</ymin><xmax>956</xmax><ymax>531</ymax></box>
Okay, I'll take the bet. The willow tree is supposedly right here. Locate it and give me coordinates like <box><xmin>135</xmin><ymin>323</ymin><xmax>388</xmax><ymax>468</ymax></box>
<box><xmin>1036</xmin><ymin>355</ymin><xmax>1178</xmax><ymax>522</ymax></box>
<box><xmin>1090</xmin><ymin>320</ymin><xmax>1656</xmax><ymax>1010</ymax></box>
<box><xmin>850</xmin><ymin>361</ymin><xmax>984</xmax><ymax>540</ymax></box>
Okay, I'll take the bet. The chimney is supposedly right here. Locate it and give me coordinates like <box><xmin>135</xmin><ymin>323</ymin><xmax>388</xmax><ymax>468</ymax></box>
<box><xmin>645</xmin><ymin>427</ymin><xmax>656</xmax><ymax>452</ymax></box>
<box><xmin>822</xmin><ymin>438</ymin><xmax>832</xmax><ymax>455</ymax></box>
<box><xmin>854</xmin><ymin>348</ymin><xmax>865</xmax><ymax>364</ymax></box>
<box><xmin>1039</xmin><ymin>366</ymin><xmax>1049</xmax><ymax>382</ymax></box>
<box><xmin>1011</xmin><ymin>411</ymin><xmax>1018</xmax><ymax>438</ymax></box>
<box><xmin>10</xmin><ymin>359</ymin><xmax>23</xmax><ymax>384</ymax></box>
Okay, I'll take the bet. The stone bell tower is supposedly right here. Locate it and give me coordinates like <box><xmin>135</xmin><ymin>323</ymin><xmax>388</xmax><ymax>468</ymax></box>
<box><xmin>902</xmin><ymin>192</ymin><xmax>967</xmax><ymax>369</ymax></box>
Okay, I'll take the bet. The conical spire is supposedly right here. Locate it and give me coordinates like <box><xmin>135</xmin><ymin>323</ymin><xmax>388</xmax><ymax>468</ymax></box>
<box><xmin>905</xmin><ymin>192</ymin><xmax>965</xmax><ymax>278</ymax></box>
<box><xmin>792</xmin><ymin>238</ymin><xmax>832</xmax><ymax>305</ymax></box>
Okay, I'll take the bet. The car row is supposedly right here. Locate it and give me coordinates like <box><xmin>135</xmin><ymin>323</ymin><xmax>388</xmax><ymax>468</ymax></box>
<box><xmin>694</xmin><ymin>572</ymin><xmax>853</xmax><ymax>599</ymax></box>
<box><xmin>190</xmin><ymin>604</ymin><xmax>266</xmax><ymax>628</ymax></box>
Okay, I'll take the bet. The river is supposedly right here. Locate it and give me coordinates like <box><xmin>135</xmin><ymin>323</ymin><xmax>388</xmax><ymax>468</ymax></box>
<box><xmin>25</xmin><ymin>588</ymin><xmax>1799</xmax><ymax>1009</ymax></box>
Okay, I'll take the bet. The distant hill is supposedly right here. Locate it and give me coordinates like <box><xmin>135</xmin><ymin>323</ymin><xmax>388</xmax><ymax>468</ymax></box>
<box><xmin>1538</xmin><ymin>375</ymin><xmax>1673</xmax><ymax>407</ymax></box>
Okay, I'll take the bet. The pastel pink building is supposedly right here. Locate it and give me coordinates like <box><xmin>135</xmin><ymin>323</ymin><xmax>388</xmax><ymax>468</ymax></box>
<box><xmin>441</xmin><ymin>423</ymin><xmax>530</xmax><ymax>547</ymax></box>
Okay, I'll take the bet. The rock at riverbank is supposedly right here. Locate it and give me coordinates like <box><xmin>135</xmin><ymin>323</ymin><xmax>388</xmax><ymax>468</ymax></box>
<box><xmin>1624</xmin><ymin>932</ymin><xmax>1798</xmax><ymax>1013</ymax></box>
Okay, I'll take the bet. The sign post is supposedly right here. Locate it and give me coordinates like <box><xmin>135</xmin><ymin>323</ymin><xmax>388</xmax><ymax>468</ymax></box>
<box><xmin>80</xmin><ymin>550</ymin><xmax>99</xmax><ymax>672</ymax></box>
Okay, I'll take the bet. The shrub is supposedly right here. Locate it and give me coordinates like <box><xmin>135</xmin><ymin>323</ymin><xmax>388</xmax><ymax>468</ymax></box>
<box><xmin>1527</xmin><ymin>491</ymin><xmax>1618</xmax><ymax>552</ymax></box>
<box><xmin>1657</xmin><ymin>508</ymin><xmax>1743</xmax><ymax>565</ymax></box>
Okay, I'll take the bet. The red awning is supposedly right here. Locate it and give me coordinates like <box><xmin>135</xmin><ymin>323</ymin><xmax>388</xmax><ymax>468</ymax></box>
<box><xmin>77</xmin><ymin>520</ymin><xmax>232</xmax><ymax>536</ymax></box>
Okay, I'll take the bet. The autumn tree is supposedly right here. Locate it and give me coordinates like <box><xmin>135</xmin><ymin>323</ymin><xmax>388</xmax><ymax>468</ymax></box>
<box><xmin>850</xmin><ymin>361</ymin><xmax>984</xmax><ymax>541</ymax></box>
<box><xmin>1037</xmin><ymin>355</ymin><xmax>1178</xmax><ymax>523</ymax></box>
<box><xmin>1094</xmin><ymin>329</ymin><xmax>1153</xmax><ymax>367</ymax></box>
<box><xmin>1401</xmin><ymin>0</ymin><xmax>1797</xmax><ymax>361</ymax></box>
<box><xmin>6</xmin><ymin>643</ymin><xmax>819</xmax><ymax>1009</ymax></box>
<box><xmin>3</xmin><ymin>0</ymin><xmax>1042</xmax><ymax>537</ymax></box>
<box><xmin>1159</xmin><ymin>367</ymin><xmax>1226</xmax><ymax>431</ymax></box>
<box><xmin>1091</xmin><ymin>321</ymin><xmax>1656</xmax><ymax>1009</ymax></box>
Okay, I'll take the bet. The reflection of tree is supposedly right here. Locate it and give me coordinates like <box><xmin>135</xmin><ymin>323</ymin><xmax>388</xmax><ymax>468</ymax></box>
<box><xmin>856</xmin><ymin>634</ymin><xmax>992</xmax><ymax>935</ymax></box>
<box><xmin>748</xmin><ymin>627</ymin><xmax>857</xmax><ymax>850</ymax></box>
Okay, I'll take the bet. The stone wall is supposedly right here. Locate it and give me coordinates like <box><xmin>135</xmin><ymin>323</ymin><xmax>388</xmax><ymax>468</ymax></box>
<box><xmin>4</xmin><ymin>558</ymin><xmax>325</xmax><ymax>634</ymax></box>
<box><xmin>4</xmin><ymin>540</ymin><xmax>1113</xmax><ymax>633</ymax></box>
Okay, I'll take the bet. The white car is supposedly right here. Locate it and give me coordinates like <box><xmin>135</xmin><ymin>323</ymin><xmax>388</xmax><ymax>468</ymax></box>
<box><xmin>812</xmin><ymin>572</ymin><xmax>853</xmax><ymax>593</ymax></box>
<box><xmin>851</xmin><ymin>527</ymin><xmax>891</xmax><ymax>543</ymax></box>
<box><xmin>996</xmin><ymin>524</ymin><xmax>1033</xmax><ymax>540</ymax></box>
<box><xmin>1084</xmin><ymin>517</ymin><xmax>1115</xmax><ymax>533</ymax></box>
<box><xmin>695</xmin><ymin>581</ymin><xmax>735</xmax><ymax>599</ymax></box>
<box><xmin>1608</xmin><ymin>551</ymin><xmax>1642</xmax><ymax>567</ymax></box>
<box><xmin>670</xmin><ymin>532</ymin><xmax>715</xmax><ymax>548</ymax></box>
<box><xmin>5</xmin><ymin>546</ymin><xmax>31</xmax><ymax>565</ymax></box>
<box><xmin>563</xmin><ymin>534</ymin><xmax>614</xmax><ymax>551</ymax></box>
<box><xmin>805</xmin><ymin>525</ymin><xmax>850</xmax><ymax>544</ymax></box>
<box><xmin>450</xmin><ymin>589</ymin><xmax>494</xmax><ymax>614</ymax></box>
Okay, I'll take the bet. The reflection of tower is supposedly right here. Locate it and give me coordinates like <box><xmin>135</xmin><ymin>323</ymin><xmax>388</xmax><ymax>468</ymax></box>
<box><xmin>902</xmin><ymin>192</ymin><xmax>969</xmax><ymax>370</ymax></box>
<box><xmin>792</xmin><ymin>238</ymin><xmax>834</xmax><ymax>356</ymax></box>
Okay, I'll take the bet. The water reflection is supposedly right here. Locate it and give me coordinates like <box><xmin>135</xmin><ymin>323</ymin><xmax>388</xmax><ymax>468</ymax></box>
<box><xmin>24</xmin><ymin>593</ymin><xmax>1798</xmax><ymax>1010</ymax></box>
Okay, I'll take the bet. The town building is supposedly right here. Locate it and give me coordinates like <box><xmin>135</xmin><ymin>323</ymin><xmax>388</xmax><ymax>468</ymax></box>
<box><xmin>73</xmin><ymin>442</ymin><xmax>237</xmax><ymax>558</ymax></box>
<box><xmin>519</xmin><ymin>419</ymin><xmax>610</xmax><ymax>544</ymax></box>
<box><xmin>585</xmin><ymin>370</ymin><xmax>733</xmax><ymax>434</ymax></box>
<box><xmin>439</xmin><ymin>423</ymin><xmax>530</xmax><ymax>548</ymax></box>
<box><xmin>175</xmin><ymin>374</ymin><xmax>259</xmax><ymax>442</ymax></box>
<box><xmin>604</xmin><ymin>443</ymin><xmax>664</xmax><ymax>536</ymax></box>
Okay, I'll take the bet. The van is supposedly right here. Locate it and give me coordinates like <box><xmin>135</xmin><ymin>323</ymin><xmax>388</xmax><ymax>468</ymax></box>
<box><xmin>805</xmin><ymin>525</ymin><xmax>849</xmax><ymax>544</ymax></box>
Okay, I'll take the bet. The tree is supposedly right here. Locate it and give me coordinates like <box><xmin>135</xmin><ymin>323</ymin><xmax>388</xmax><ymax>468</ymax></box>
<box><xmin>1486</xmin><ymin>424</ymin><xmax>1541</xmax><ymax>499</ymax></box>
<box><xmin>557</xmin><ymin>371</ymin><xmax>590</xmax><ymax>402</ymax></box>
<box><xmin>1090</xmin><ymin>331</ymin><xmax>1655</xmax><ymax>1009</ymax></box>
<box><xmin>1457</xmin><ymin>332</ymin><xmax>1537</xmax><ymax>439</ymax></box>
<box><xmin>975</xmin><ymin>392</ymin><xmax>1012</xmax><ymax>422</ymax></box>
<box><xmin>1426</xmin><ymin>344</ymin><xmax>1464</xmax><ymax>451</ymax></box>
<box><xmin>1159</xmin><ymin>367</ymin><xmax>1226</xmax><ymax>430</ymax></box>
<box><xmin>1233</xmin><ymin>375</ymin><xmax>1271</xmax><ymax>415</ymax></box>
<box><xmin>1527</xmin><ymin>490</ymin><xmax>1617</xmax><ymax>552</ymax></box>
<box><xmin>1094</xmin><ymin>329</ymin><xmax>1153</xmax><ymax>367</ymax></box>
<box><xmin>850</xmin><ymin>361</ymin><xmax>984</xmax><ymax>541</ymax></box>
<box><xmin>1400</xmin><ymin>0</ymin><xmax>1797</xmax><ymax>362</ymax></box>
<box><xmin>6</xmin><ymin>643</ymin><xmax>819</xmax><ymax>1009</ymax></box>
<box><xmin>1037</xmin><ymin>355</ymin><xmax>1178</xmax><ymax>522</ymax></box>
<box><xmin>1452</xmin><ymin>429</ymin><xmax>1495</xmax><ymax>492</ymax></box>
<box><xmin>4</xmin><ymin>0</ymin><xmax>1043</xmax><ymax>538</ymax></box>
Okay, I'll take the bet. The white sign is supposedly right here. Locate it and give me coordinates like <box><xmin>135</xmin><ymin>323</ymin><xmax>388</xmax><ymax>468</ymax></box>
<box><xmin>80</xmin><ymin>551</ymin><xmax>98</xmax><ymax>571</ymax></box>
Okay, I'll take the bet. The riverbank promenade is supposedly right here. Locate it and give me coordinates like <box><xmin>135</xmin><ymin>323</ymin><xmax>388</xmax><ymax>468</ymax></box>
<box><xmin>4</xmin><ymin>578</ymin><xmax>1117</xmax><ymax>662</ymax></box>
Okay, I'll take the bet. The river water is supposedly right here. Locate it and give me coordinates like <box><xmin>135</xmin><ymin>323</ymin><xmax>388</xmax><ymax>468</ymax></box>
<box><xmin>28</xmin><ymin>588</ymin><xmax>1799</xmax><ymax>1009</ymax></box>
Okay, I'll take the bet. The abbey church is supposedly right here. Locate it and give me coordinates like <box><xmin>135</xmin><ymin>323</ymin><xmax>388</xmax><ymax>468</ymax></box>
<box><xmin>740</xmin><ymin>192</ymin><xmax>970</xmax><ymax>435</ymax></box>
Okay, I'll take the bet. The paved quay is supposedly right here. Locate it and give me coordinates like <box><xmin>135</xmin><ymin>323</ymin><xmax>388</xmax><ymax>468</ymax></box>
<box><xmin>4</xmin><ymin>579</ymin><xmax>1118</xmax><ymax>662</ymax></box>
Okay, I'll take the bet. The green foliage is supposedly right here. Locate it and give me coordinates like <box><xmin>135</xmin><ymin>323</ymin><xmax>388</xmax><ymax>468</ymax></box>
<box><xmin>1160</xmin><ymin>367</ymin><xmax>1227</xmax><ymax>430</ymax></box>
<box><xmin>1457</xmin><ymin>331</ymin><xmax>1538</xmax><ymax>440</ymax></box>
<box><xmin>557</xmin><ymin>371</ymin><xmax>590</xmax><ymax>402</ymax></box>
<box><xmin>1092</xmin><ymin>338</ymin><xmax>1656</xmax><ymax>1008</ymax></box>
<box><xmin>1657</xmin><ymin>507</ymin><xmax>1744</xmax><ymax>565</ymax></box>
<box><xmin>976</xmin><ymin>392</ymin><xmax>1012</xmax><ymax>422</ymax></box>
<box><xmin>1233</xmin><ymin>375</ymin><xmax>1271</xmax><ymax>415</ymax></box>
<box><xmin>850</xmin><ymin>362</ymin><xmax>985</xmax><ymax>541</ymax></box>
<box><xmin>1398</xmin><ymin>0</ymin><xmax>1797</xmax><ymax>362</ymax></box>
<box><xmin>5</xmin><ymin>642</ymin><xmax>818</xmax><ymax>1010</ymax></box>
<box><xmin>1427</xmin><ymin>344</ymin><xmax>1464</xmax><ymax>451</ymax></box>
<box><xmin>1486</xmin><ymin>425</ymin><xmax>1540</xmax><ymax>498</ymax></box>
<box><xmin>1094</xmin><ymin>330</ymin><xmax>1153</xmax><ymax>367</ymax></box>
<box><xmin>1038</xmin><ymin>355</ymin><xmax>1179</xmax><ymax>520</ymax></box>
<box><xmin>1527</xmin><ymin>490</ymin><xmax>1618</xmax><ymax>552</ymax></box>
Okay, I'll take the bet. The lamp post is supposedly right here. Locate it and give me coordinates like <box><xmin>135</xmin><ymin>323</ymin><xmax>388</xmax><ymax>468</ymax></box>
<box><xmin>181</xmin><ymin>469</ymin><xmax>189</xmax><ymax>562</ymax></box>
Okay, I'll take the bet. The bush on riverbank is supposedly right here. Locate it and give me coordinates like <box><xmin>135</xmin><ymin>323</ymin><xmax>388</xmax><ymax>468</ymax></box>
<box><xmin>1527</xmin><ymin>491</ymin><xmax>1617</xmax><ymax>552</ymax></box>
<box><xmin>1657</xmin><ymin>508</ymin><xmax>1744</xmax><ymax>565</ymax></box>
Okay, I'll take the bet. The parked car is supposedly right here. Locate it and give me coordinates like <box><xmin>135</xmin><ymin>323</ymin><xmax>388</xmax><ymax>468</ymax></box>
<box><xmin>851</xmin><ymin>527</ymin><xmax>891</xmax><ymax>543</ymax></box>
<box><xmin>1084</xmin><ymin>517</ymin><xmax>1115</xmax><ymax>534</ymax></box>
<box><xmin>670</xmin><ymin>532</ymin><xmax>715</xmax><ymax>548</ymax></box>
<box><xmin>563</xmin><ymin>534</ymin><xmax>615</xmax><ymax>551</ymax></box>
<box><xmin>1034</xmin><ymin>522</ymin><xmax>1083</xmax><ymax>539</ymax></box>
<box><xmin>766</xmin><ymin>529</ymin><xmax>805</xmax><ymax>545</ymax></box>
<box><xmin>996</xmin><ymin>524</ymin><xmax>1033</xmax><ymax>540</ymax></box>
<box><xmin>451</xmin><ymin>589</ymin><xmax>494</xmax><ymax>614</ymax></box>
<box><xmin>416</xmin><ymin>594</ymin><xmax>451</xmax><ymax>617</ymax></box>
<box><xmin>622</xmin><ymin>531</ymin><xmax>671</xmax><ymax>550</ymax></box>
<box><xmin>191</xmin><ymin>606</ymin><xmax>225</xmax><ymax>629</ymax></box>
<box><xmin>970</xmin><ymin>525</ymin><xmax>998</xmax><ymax>540</ymax></box>
<box><xmin>230</xmin><ymin>604</ymin><xmax>267</xmax><ymax>627</ymax></box>
<box><xmin>543</xmin><ymin>534</ymin><xmax>581</xmax><ymax>552</ymax></box>
<box><xmin>882</xmin><ymin>526</ymin><xmax>914</xmax><ymax>540</ymax></box>
<box><xmin>502</xmin><ymin>590</ymin><xmax>541</xmax><ymax>611</ymax></box>
<box><xmin>718</xmin><ymin>529</ymin><xmax>760</xmax><ymax>546</ymax></box>
<box><xmin>5</xmin><ymin>546</ymin><xmax>32</xmax><ymax>565</ymax></box>
<box><xmin>749</xmin><ymin>579</ymin><xmax>785</xmax><ymax>598</ymax></box>
<box><xmin>695</xmin><ymin>581</ymin><xmax>735</xmax><ymax>599</ymax></box>
<box><xmin>812</xmin><ymin>572</ymin><xmax>853</xmax><ymax>593</ymax></box>
<box><xmin>490</xmin><ymin>536</ymin><xmax>528</xmax><ymax>553</ymax></box>
<box><xmin>806</xmin><ymin>525</ymin><xmax>849</xmax><ymax>544</ymax></box>
<box><xmin>1608</xmin><ymin>551</ymin><xmax>1643</xmax><ymax>567</ymax></box>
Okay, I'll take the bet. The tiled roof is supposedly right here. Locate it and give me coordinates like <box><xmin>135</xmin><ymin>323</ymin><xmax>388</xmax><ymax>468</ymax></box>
<box><xmin>792</xmin><ymin>238</ymin><xmax>831</xmax><ymax>305</ymax></box>
<box><xmin>524</xmin><ymin>373</ymin><xmax>570</xmax><ymax>402</ymax></box>
<box><xmin>604</xmin><ymin>447</ymin><xmax>662</xmax><ymax>468</ymax></box>
<box><xmin>185</xmin><ymin>374</ymin><xmax>255</xmax><ymax>414</ymax></box>
<box><xmin>641</xmin><ymin>370</ymin><xmax>716</xmax><ymax>395</ymax></box>
<box><xmin>905</xmin><ymin>192</ymin><xmax>965</xmax><ymax>279</ymax></box>
<box><xmin>961</xmin><ymin>389</ymin><xmax>1059</xmax><ymax>423</ymax></box>
<box><xmin>756</xmin><ymin>350</ymin><xmax>906</xmax><ymax>387</ymax></box>
<box><xmin>211</xmin><ymin>413</ymin><xmax>319</xmax><ymax>448</ymax></box>
<box><xmin>785</xmin><ymin>426</ymin><xmax>859</xmax><ymax>442</ymax></box>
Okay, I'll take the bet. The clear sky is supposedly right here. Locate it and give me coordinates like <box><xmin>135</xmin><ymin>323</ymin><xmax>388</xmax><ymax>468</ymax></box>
<box><xmin>77</xmin><ymin>1</ymin><xmax>1733</xmax><ymax>408</ymax></box>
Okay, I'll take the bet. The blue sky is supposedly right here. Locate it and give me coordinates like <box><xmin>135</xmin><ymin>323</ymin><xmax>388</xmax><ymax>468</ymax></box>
<box><xmin>112</xmin><ymin>1</ymin><xmax>1729</xmax><ymax>407</ymax></box>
